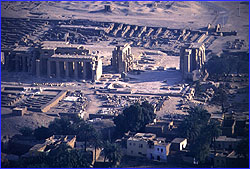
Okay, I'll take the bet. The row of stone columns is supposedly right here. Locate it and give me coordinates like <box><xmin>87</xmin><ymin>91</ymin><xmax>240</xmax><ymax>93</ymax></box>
<box><xmin>12</xmin><ymin>55</ymin><xmax>30</xmax><ymax>72</ymax></box>
<box><xmin>45</xmin><ymin>60</ymin><xmax>89</xmax><ymax>79</ymax></box>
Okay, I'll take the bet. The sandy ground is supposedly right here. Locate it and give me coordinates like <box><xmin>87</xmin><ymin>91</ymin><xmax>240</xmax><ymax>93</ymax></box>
<box><xmin>206</xmin><ymin>1</ymin><xmax>249</xmax><ymax>54</ymax></box>
<box><xmin>1</xmin><ymin>107</ymin><xmax>55</xmax><ymax>138</ymax></box>
<box><xmin>1</xmin><ymin>1</ymin><xmax>214</xmax><ymax>29</ymax></box>
<box><xmin>127</xmin><ymin>70</ymin><xmax>182</xmax><ymax>94</ymax></box>
<box><xmin>85</xmin><ymin>93</ymin><xmax>103</xmax><ymax>115</ymax></box>
<box><xmin>2</xmin><ymin>1</ymin><xmax>248</xmax><ymax>55</ymax></box>
<box><xmin>1</xmin><ymin>71</ymin><xmax>105</xmax><ymax>138</ymax></box>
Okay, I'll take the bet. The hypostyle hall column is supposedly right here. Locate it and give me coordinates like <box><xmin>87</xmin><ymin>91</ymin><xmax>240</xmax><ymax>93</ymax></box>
<box><xmin>15</xmin><ymin>55</ymin><xmax>19</xmax><ymax>71</ymax></box>
<box><xmin>74</xmin><ymin>61</ymin><xmax>78</xmax><ymax>79</ymax></box>
<box><xmin>22</xmin><ymin>56</ymin><xmax>26</xmax><ymax>72</ymax></box>
<box><xmin>56</xmin><ymin>61</ymin><xmax>60</xmax><ymax>78</ymax></box>
<box><xmin>27</xmin><ymin>58</ymin><xmax>30</xmax><ymax>73</ymax></box>
<box><xmin>36</xmin><ymin>59</ymin><xmax>40</xmax><ymax>77</ymax></box>
<box><xmin>31</xmin><ymin>57</ymin><xmax>36</xmax><ymax>74</ymax></box>
<box><xmin>83</xmin><ymin>61</ymin><xmax>87</xmax><ymax>79</ymax></box>
<box><xmin>65</xmin><ymin>61</ymin><xmax>69</xmax><ymax>78</ymax></box>
<box><xmin>47</xmin><ymin>60</ymin><xmax>51</xmax><ymax>77</ymax></box>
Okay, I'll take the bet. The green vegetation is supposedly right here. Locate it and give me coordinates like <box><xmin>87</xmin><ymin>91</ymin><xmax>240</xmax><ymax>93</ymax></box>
<box><xmin>180</xmin><ymin>106</ymin><xmax>222</xmax><ymax>164</ymax></box>
<box><xmin>114</xmin><ymin>101</ymin><xmax>156</xmax><ymax>137</ymax></box>
<box><xmin>35</xmin><ymin>115</ymin><xmax>102</xmax><ymax>152</ymax></box>
<box><xmin>34</xmin><ymin>126</ymin><xmax>51</xmax><ymax>140</ymax></box>
<box><xmin>235</xmin><ymin>135</ymin><xmax>249</xmax><ymax>168</ymax></box>
<box><xmin>19</xmin><ymin>127</ymin><xmax>33</xmax><ymax>137</ymax></box>
<box><xmin>212</xmin><ymin>84</ymin><xmax>228</xmax><ymax>112</ymax></box>
<box><xmin>205</xmin><ymin>52</ymin><xmax>249</xmax><ymax>80</ymax></box>
<box><xmin>5</xmin><ymin>116</ymin><xmax>102</xmax><ymax>168</ymax></box>
<box><xmin>19</xmin><ymin>143</ymin><xmax>93</xmax><ymax>168</ymax></box>
<box><xmin>48</xmin><ymin>116</ymin><xmax>77</xmax><ymax>135</ymax></box>
<box><xmin>75</xmin><ymin>120</ymin><xmax>100</xmax><ymax>152</ymax></box>
<box><xmin>103</xmin><ymin>141</ymin><xmax>123</xmax><ymax>167</ymax></box>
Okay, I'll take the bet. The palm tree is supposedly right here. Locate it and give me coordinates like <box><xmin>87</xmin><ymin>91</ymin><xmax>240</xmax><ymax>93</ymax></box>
<box><xmin>216</xmin><ymin>85</ymin><xmax>228</xmax><ymax>113</ymax></box>
<box><xmin>48</xmin><ymin>116</ymin><xmax>76</xmax><ymax>135</ymax></box>
<box><xmin>180</xmin><ymin>106</ymin><xmax>210</xmax><ymax>143</ymax></box>
<box><xmin>103</xmin><ymin>141</ymin><xmax>122</xmax><ymax>167</ymax></box>
<box><xmin>180</xmin><ymin>117</ymin><xmax>201</xmax><ymax>143</ymax></box>
<box><xmin>76</xmin><ymin>121</ymin><xmax>97</xmax><ymax>152</ymax></box>
<box><xmin>48</xmin><ymin>143</ymin><xmax>92</xmax><ymax>168</ymax></box>
<box><xmin>91</xmin><ymin>131</ymin><xmax>103</xmax><ymax>161</ymax></box>
<box><xmin>180</xmin><ymin>106</ymin><xmax>214</xmax><ymax>165</ymax></box>
<box><xmin>208</xmin><ymin>121</ymin><xmax>222</xmax><ymax>147</ymax></box>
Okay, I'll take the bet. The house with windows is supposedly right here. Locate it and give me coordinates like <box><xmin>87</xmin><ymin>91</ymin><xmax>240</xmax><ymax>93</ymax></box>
<box><xmin>214</xmin><ymin>136</ymin><xmax>241</xmax><ymax>151</ymax></box>
<box><xmin>147</xmin><ymin>138</ymin><xmax>171</xmax><ymax>162</ymax></box>
<box><xmin>145</xmin><ymin>119</ymin><xmax>174</xmax><ymax>137</ymax></box>
<box><xmin>126</xmin><ymin>133</ymin><xmax>156</xmax><ymax>157</ymax></box>
<box><xmin>214</xmin><ymin>151</ymin><xmax>246</xmax><ymax>168</ymax></box>
<box><xmin>22</xmin><ymin>135</ymin><xmax>76</xmax><ymax>158</ymax></box>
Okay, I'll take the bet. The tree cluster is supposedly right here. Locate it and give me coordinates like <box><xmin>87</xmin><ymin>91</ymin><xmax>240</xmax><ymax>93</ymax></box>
<box><xmin>13</xmin><ymin>115</ymin><xmax>123</xmax><ymax>168</ymax></box>
<box><xmin>206</xmin><ymin>53</ymin><xmax>248</xmax><ymax>76</ymax></box>
<box><xmin>179</xmin><ymin>106</ymin><xmax>221</xmax><ymax>164</ymax></box>
<box><xmin>33</xmin><ymin>115</ymin><xmax>101</xmax><ymax>152</ymax></box>
<box><xmin>114</xmin><ymin>101</ymin><xmax>156</xmax><ymax>137</ymax></box>
<box><xmin>20</xmin><ymin>143</ymin><xmax>92</xmax><ymax>168</ymax></box>
<box><xmin>103</xmin><ymin>141</ymin><xmax>122</xmax><ymax>167</ymax></box>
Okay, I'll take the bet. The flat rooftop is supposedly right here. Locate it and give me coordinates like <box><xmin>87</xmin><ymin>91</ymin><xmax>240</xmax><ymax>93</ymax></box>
<box><xmin>190</xmin><ymin>42</ymin><xmax>204</xmax><ymax>49</ymax></box>
<box><xmin>171</xmin><ymin>138</ymin><xmax>186</xmax><ymax>143</ymax></box>
<box><xmin>215</xmin><ymin>136</ymin><xmax>241</xmax><ymax>142</ymax></box>
<box><xmin>128</xmin><ymin>132</ymin><xmax>156</xmax><ymax>141</ymax></box>
<box><xmin>13</xmin><ymin>46</ymin><xmax>32</xmax><ymax>52</ymax></box>
<box><xmin>50</xmin><ymin>54</ymin><xmax>94</xmax><ymax>60</ymax></box>
<box><xmin>41</xmin><ymin>41</ymin><xmax>84</xmax><ymax>50</ymax></box>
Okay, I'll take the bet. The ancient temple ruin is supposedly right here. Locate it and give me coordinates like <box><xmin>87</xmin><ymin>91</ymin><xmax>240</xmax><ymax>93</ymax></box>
<box><xmin>3</xmin><ymin>41</ymin><xmax>102</xmax><ymax>81</ymax></box>
<box><xmin>180</xmin><ymin>43</ymin><xmax>206</xmax><ymax>81</ymax></box>
<box><xmin>111</xmin><ymin>43</ymin><xmax>134</xmax><ymax>73</ymax></box>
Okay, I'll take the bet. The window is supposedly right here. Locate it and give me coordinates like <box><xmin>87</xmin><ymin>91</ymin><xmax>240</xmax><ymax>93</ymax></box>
<box><xmin>129</xmin><ymin>143</ymin><xmax>132</xmax><ymax>146</ymax></box>
<box><xmin>157</xmin><ymin>148</ymin><xmax>159</xmax><ymax>151</ymax></box>
<box><xmin>139</xmin><ymin>144</ymin><xmax>143</xmax><ymax>148</ymax></box>
<box><xmin>161</xmin><ymin>149</ymin><xmax>163</xmax><ymax>153</ymax></box>
<box><xmin>138</xmin><ymin>152</ymin><xmax>142</xmax><ymax>155</ymax></box>
<box><xmin>131</xmin><ymin>150</ymin><xmax>133</xmax><ymax>154</ymax></box>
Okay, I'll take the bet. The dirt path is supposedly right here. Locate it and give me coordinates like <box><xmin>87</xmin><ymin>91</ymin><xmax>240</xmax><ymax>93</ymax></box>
<box><xmin>85</xmin><ymin>92</ymin><xmax>102</xmax><ymax>119</ymax></box>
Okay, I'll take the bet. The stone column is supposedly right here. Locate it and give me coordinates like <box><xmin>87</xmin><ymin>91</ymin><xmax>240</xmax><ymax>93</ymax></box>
<box><xmin>56</xmin><ymin>61</ymin><xmax>60</xmax><ymax>78</ymax></box>
<box><xmin>22</xmin><ymin>56</ymin><xmax>26</xmax><ymax>72</ymax></box>
<box><xmin>15</xmin><ymin>55</ymin><xmax>19</xmax><ymax>71</ymax></box>
<box><xmin>5</xmin><ymin>53</ymin><xmax>9</xmax><ymax>70</ymax></box>
<box><xmin>31</xmin><ymin>57</ymin><xmax>36</xmax><ymax>75</ymax></box>
<box><xmin>83</xmin><ymin>61</ymin><xmax>87</xmax><ymax>79</ymax></box>
<box><xmin>69</xmin><ymin>62</ymin><xmax>73</xmax><ymax>77</ymax></box>
<box><xmin>74</xmin><ymin>61</ymin><xmax>78</xmax><ymax>79</ymax></box>
<box><xmin>36</xmin><ymin>59</ymin><xmax>40</xmax><ymax>77</ymax></box>
<box><xmin>47</xmin><ymin>60</ymin><xmax>51</xmax><ymax>77</ymax></box>
<box><xmin>91</xmin><ymin>62</ymin><xmax>96</xmax><ymax>81</ymax></box>
<box><xmin>65</xmin><ymin>61</ymin><xmax>69</xmax><ymax>78</ymax></box>
<box><xmin>27</xmin><ymin>57</ymin><xmax>30</xmax><ymax>73</ymax></box>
